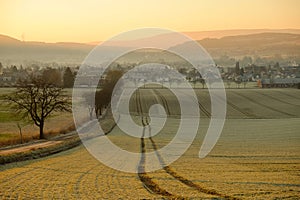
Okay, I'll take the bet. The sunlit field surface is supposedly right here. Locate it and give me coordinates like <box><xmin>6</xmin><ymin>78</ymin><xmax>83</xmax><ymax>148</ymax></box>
<box><xmin>0</xmin><ymin>88</ymin><xmax>299</xmax><ymax>199</ymax></box>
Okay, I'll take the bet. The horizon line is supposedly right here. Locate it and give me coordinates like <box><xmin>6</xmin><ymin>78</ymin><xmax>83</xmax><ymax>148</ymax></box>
<box><xmin>1</xmin><ymin>28</ymin><xmax>300</xmax><ymax>45</ymax></box>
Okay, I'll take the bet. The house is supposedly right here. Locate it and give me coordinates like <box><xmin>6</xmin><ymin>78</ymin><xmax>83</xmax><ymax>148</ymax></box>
<box><xmin>260</xmin><ymin>78</ymin><xmax>300</xmax><ymax>88</ymax></box>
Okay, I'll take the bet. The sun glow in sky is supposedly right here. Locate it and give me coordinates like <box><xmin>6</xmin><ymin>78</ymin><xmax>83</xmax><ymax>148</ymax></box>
<box><xmin>1</xmin><ymin>0</ymin><xmax>299</xmax><ymax>43</ymax></box>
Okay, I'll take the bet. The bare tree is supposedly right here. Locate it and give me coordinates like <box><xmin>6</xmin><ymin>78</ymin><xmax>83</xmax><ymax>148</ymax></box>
<box><xmin>85</xmin><ymin>70</ymin><xmax>123</xmax><ymax>119</ymax></box>
<box><xmin>6</xmin><ymin>75</ymin><xmax>71</xmax><ymax>139</ymax></box>
<box><xmin>83</xmin><ymin>92</ymin><xmax>95</xmax><ymax>120</ymax></box>
<box><xmin>199</xmin><ymin>78</ymin><xmax>205</xmax><ymax>89</ymax></box>
<box><xmin>15</xmin><ymin>119</ymin><xmax>31</xmax><ymax>144</ymax></box>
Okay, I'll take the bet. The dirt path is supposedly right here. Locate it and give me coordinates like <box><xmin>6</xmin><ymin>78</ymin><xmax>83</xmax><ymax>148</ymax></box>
<box><xmin>0</xmin><ymin>140</ymin><xmax>63</xmax><ymax>156</ymax></box>
<box><xmin>0</xmin><ymin>119</ymin><xmax>103</xmax><ymax>159</ymax></box>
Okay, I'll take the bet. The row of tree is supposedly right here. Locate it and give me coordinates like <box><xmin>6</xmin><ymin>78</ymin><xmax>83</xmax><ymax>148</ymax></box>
<box><xmin>42</xmin><ymin>67</ymin><xmax>75</xmax><ymax>88</ymax></box>
<box><xmin>0</xmin><ymin>63</ymin><xmax>75</xmax><ymax>88</ymax></box>
<box><xmin>85</xmin><ymin>70</ymin><xmax>123</xmax><ymax>119</ymax></box>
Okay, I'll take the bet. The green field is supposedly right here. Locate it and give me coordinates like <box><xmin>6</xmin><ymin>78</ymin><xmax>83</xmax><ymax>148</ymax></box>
<box><xmin>0</xmin><ymin>88</ymin><xmax>299</xmax><ymax>199</ymax></box>
<box><xmin>0</xmin><ymin>88</ymin><xmax>18</xmax><ymax>122</ymax></box>
<box><xmin>0</xmin><ymin>88</ymin><xmax>74</xmax><ymax>146</ymax></box>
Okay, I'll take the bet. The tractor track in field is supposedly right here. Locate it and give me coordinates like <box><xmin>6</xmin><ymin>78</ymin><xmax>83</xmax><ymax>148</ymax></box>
<box><xmin>2</xmin><ymin>162</ymin><xmax>64</xmax><ymax>198</ymax></box>
<box><xmin>136</xmin><ymin>89</ymin><xmax>238</xmax><ymax>199</ymax></box>
<box><xmin>226</xmin><ymin>100</ymin><xmax>259</xmax><ymax>119</ymax></box>
<box><xmin>8</xmin><ymin>170</ymin><xmax>41</xmax><ymax>198</ymax></box>
<box><xmin>136</xmin><ymin>89</ymin><xmax>176</xmax><ymax>198</ymax></box>
<box><xmin>277</xmin><ymin>90</ymin><xmax>300</xmax><ymax>101</ymax></box>
<box><xmin>0</xmin><ymin>166</ymin><xmax>38</xmax><ymax>183</ymax></box>
<box><xmin>74</xmin><ymin>163</ymin><xmax>102</xmax><ymax>199</ymax></box>
<box><xmin>231</xmin><ymin>91</ymin><xmax>296</xmax><ymax>118</ymax></box>
<box><xmin>192</xmin><ymin>94</ymin><xmax>211</xmax><ymax>118</ymax></box>
<box><xmin>196</xmin><ymin>98</ymin><xmax>211</xmax><ymax>118</ymax></box>
<box><xmin>212</xmin><ymin>93</ymin><xmax>259</xmax><ymax>119</ymax></box>
<box><xmin>153</xmin><ymin>89</ymin><xmax>171</xmax><ymax>116</ymax></box>
<box><xmin>179</xmin><ymin>90</ymin><xmax>211</xmax><ymax>118</ymax></box>
<box><xmin>252</xmin><ymin>91</ymin><xmax>300</xmax><ymax>107</ymax></box>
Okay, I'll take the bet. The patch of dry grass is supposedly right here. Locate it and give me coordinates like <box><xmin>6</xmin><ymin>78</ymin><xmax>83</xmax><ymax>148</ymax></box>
<box><xmin>0</xmin><ymin>113</ymin><xmax>74</xmax><ymax>147</ymax></box>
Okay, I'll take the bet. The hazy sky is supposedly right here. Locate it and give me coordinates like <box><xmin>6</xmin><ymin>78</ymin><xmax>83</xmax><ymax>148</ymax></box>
<box><xmin>1</xmin><ymin>0</ymin><xmax>299</xmax><ymax>43</ymax></box>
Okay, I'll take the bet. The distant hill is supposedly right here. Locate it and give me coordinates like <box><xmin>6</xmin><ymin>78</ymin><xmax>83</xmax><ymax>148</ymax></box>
<box><xmin>182</xmin><ymin>29</ymin><xmax>300</xmax><ymax>40</ymax></box>
<box><xmin>0</xmin><ymin>30</ymin><xmax>299</xmax><ymax>65</ymax></box>
<box><xmin>0</xmin><ymin>35</ymin><xmax>94</xmax><ymax>64</ymax></box>
<box><xmin>87</xmin><ymin>29</ymin><xmax>300</xmax><ymax>45</ymax></box>
<box><xmin>199</xmin><ymin>32</ymin><xmax>300</xmax><ymax>58</ymax></box>
<box><xmin>0</xmin><ymin>34</ymin><xmax>20</xmax><ymax>44</ymax></box>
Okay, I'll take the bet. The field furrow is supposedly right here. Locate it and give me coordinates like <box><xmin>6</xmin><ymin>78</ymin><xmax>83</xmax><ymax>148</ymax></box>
<box><xmin>1</xmin><ymin>88</ymin><xmax>299</xmax><ymax>199</ymax></box>
<box><xmin>136</xmin><ymin>89</ymin><xmax>239</xmax><ymax>199</ymax></box>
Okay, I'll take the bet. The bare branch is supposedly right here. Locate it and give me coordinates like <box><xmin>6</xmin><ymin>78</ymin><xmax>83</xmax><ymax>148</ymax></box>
<box><xmin>5</xmin><ymin>75</ymin><xmax>71</xmax><ymax>139</ymax></box>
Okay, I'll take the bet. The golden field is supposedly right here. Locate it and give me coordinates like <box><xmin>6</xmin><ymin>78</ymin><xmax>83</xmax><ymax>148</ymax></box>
<box><xmin>0</xmin><ymin>88</ymin><xmax>299</xmax><ymax>199</ymax></box>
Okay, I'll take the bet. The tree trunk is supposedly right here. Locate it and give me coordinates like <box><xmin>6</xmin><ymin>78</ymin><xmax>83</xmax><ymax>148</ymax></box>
<box><xmin>39</xmin><ymin>121</ymin><xmax>45</xmax><ymax>139</ymax></box>
<box><xmin>95</xmin><ymin>107</ymin><xmax>98</xmax><ymax>118</ymax></box>
<box><xmin>89</xmin><ymin>107</ymin><xmax>94</xmax><ymax>120</ymax></box>
<box><xmin>17</xmin><ymin>123</ymin><xmax>23</xmax><ymax>144</ymax></box>
<box><xmin>95</xmin><ymin>106</ymin><xmax>102</xmax><ymax>118</ymax></box>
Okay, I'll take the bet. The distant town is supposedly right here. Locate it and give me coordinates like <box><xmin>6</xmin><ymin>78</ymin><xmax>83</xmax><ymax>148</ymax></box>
<box><xmin>0</xmin><ymin>60</ymin><xmax>299</xmax><ymax>89</ymax></box>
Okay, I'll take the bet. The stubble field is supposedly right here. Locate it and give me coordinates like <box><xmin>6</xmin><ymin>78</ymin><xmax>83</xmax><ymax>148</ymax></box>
<box><xmin>0</xmin><ymin>88</ymin><xmax>299</xmax><ymax>199</ymax></box>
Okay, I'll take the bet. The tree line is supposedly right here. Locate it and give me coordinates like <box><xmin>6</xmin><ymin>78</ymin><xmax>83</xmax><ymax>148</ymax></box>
<box><xmin>42</xmin><ymin>67</ymin><xmax>75</xmax><ymax>88</ymax></box>
<box><xmin>0</xmin><ymin>63</ymin><xmax>76</xmax><ymax>88</ymax></box>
